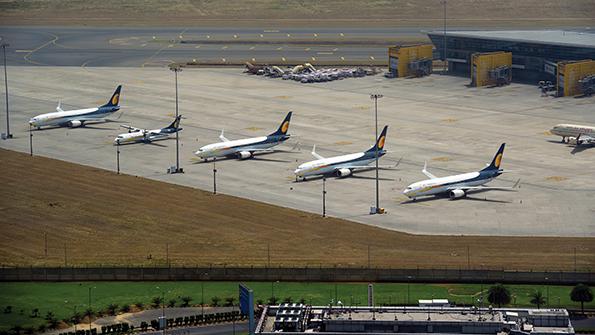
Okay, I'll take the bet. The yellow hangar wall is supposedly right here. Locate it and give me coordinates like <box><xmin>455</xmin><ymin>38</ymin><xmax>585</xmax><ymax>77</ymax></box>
<box><xmin>388</xmin><ymin>44</ymin><xmax>433</xmax><ymax>78</ymax></box>
<box><xmin>557</xmin><ymin>59</ymin><xmax>595</xmax><ymax>97</ymax></box>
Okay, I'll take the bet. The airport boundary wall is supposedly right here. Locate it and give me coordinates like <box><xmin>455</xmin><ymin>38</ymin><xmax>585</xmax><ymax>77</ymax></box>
<box><xmin>0</xmin><ymin>267</ymin><xmax>593</xmax><ymax>284</ymax></box>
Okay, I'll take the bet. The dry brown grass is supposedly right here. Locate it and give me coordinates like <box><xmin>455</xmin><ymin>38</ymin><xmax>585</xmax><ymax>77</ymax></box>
<box><xmin>0</xmin><ymin>148</ymin><xmax>593</xmax><ymax>271</ymax></box>
<box><xmin>1</xmin><ymin>0</ymin><xmax>594</xmax><ymax>27</ymax></box>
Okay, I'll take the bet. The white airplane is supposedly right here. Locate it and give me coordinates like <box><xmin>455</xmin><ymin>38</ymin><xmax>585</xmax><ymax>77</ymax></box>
<box><xmin>403</xmin><ymin>143</ymin><xmax>519</xmax><ymax>200</ymax></box>
<box><xmin>294</xmin><ymin>125</ymin><xmax>390</xmax><ymax>180</ymax></box>
<box><xmin>550</xmin><ymin>124</ymin><xmax>595</xmax><ymax>147</ymax></box>
<box><xmin>195</xmin><ymin>112</ymin><xmax>292</xmax><ymax>160</ymax></box>
<box><xmin>114</xmin><ymin>115</ymin><xmax>182</xmax><ymax>145</ymax></box>
<box><xmin>29</xmin><ymin>85</ymin><xmax>122</xmax><ymax>129</ymax></box>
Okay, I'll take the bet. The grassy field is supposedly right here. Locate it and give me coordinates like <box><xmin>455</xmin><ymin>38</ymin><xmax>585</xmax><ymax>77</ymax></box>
<box><xmin>0</xmin><ymin>0</ymin><xmax>594</xmax><ymax>27</ymax></box>
<box><xmin>1</xmin><ymin>281</ymin><xmax>593</xmax><ymax>331</ymax></box>
<box><xmin>1</xmin><ymin>149</ymin><xmax>594</xmax><ymax>270</ymax></box>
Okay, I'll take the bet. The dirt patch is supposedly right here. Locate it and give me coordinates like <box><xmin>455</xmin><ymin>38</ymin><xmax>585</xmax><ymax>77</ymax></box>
<box><xmin>1</xmin><ymin>0</ymin><xmax>593</xmax><ymax>27</ymax></box>
<box><xmin>0</xmin><ymin>148</ymin><xmax>593</xmax><ymax>270</ymax></box>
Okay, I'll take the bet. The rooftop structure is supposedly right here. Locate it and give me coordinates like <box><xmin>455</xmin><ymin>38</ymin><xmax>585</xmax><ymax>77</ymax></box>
<box><xmin>256</xmin><ymin>305</ymin><xmax>575</xmax><ymax>334</ymax></box>
<box><xmin>426</xmin><ymin>30</ymin><xmax>595</xmax><ymax>81</ymax></box>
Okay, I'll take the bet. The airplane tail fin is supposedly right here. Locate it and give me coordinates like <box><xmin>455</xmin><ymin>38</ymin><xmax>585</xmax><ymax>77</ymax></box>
<box><xmin>270</xmin><ymin>111</ymin><xmax>292</xmax><ymax>136</ymax></box>
<box><xmin>366</xmin><ymin>125</ymin><xmax>388</xmax><ymax>154</ymax></box>
<box><xmin>56</xmin><ymin>100</ymin><xmax>63</xmax><ymax>112</ymax></box>
<box><xmin>102</xmin><ymin>85</ymin><xmax>122</xmax><ymax>107</ymax></box>
<box><xmin>165</xmin><ymin>115</ymin><xmax>182</xmax><ymax>131</ymax></box>
<box><xmin>481</xmin><ymin>143</ymin><xmax>506</xmax><ymax>171</ymax></box>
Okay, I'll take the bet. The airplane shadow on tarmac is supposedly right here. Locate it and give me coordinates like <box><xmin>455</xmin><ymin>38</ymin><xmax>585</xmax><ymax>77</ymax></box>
<box><xmin>191</xmin><ymin>151</ymin><xmax>292</xmax><ymax>164</ymax></box>
<box><xmin>400</xmin><ymin>191</ymin><xmax>512</xmax><ymax>204</ymax></box>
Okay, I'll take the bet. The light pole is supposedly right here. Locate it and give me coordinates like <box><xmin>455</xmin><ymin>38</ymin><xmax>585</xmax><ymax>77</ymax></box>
<box><xmin>1</xmin><ymin>41</ymin><xmax>11</xmax><ymax>139</ymax></box>
<box><xmin>116</xmin><ymin>140</ymin><xmax>120</xmax><ymax>174</ymax></box>
<box><xmin>213</xmin><ymin>158</ymin><xmax>217</xmax><ymax>194</ymax></box>
<box><xmin>407</xmin><ymin>276</ymin><xmax>412</xmax><ymax>305</ymax></box>
<box><xmin>545</xmin><ymin>277</ymin><xmax>549</xmax><ymax>308</ymax></box>
<box><xmin>322</xmin><ymin>177</ymin><xmax>327</xmax><ymax>217</ymax></box>
<box><xmin>441</xmin><ymin>0</ymin><xmax>448</xmax><ymax>73</ymax></box>
<box><xmin>369</xmin><ymin>94</ymin><xmax>383</xmax><ymax>214</ymax></box>
<box><xmin>88</xmin><ymin>287</ymin><xmax>95</xmax><ymax>332</ymax></box>
<box><xmin>169</xmin><ymin>64</ymin><xmax>182</xmax><ymax>173</ymax></box>
<box><xmin>29</xmin><ymin>124</ymin><xmax>33</xmax><ymax>156</ymax></box>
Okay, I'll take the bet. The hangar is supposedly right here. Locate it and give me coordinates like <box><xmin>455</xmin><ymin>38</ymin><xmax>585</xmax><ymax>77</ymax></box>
<box><xmin>427</xmin><ymin>30</ymin><xmax>595</xmax><ymax>85</ymax></box>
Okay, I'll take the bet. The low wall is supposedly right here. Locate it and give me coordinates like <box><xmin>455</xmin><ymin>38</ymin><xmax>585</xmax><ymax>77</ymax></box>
<box><xmin>0</xmin><ymin>267</ymin><xmax>592</xmax><ymax>284</ymax></box>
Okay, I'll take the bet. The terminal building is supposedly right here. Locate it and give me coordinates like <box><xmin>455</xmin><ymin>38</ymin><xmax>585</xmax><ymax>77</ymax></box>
<box><xmin>255</xmin><ymin>303</ymin><xmax>575</xmax><ymax>334</ymax></box>
<box><xmin>426</xmin><ymin>30</ymin><xmax>595</xmax><ymax>85</ymax></box>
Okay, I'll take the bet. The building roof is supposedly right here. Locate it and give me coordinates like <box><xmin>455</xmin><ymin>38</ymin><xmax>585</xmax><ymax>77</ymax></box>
<box><xmin>427</xmin><ymin>30</ymin><xmax>595</xmax><ymax>49</ymax></box>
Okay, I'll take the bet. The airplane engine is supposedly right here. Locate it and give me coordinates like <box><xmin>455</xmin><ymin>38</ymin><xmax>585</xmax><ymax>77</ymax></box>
<box><xmin>237</xmin><ymin>151</ymin><xmax>253</xmax><ymax>159</ymax></box>
<box><xmin>567</xmin><ymin>137</ymin><xmax>582</xmax><ymax>145</ymax></box>
<box><xmin>68</xmin><ymin>120</ymin><xmax>82</xmax><ymax>127</ymax></box>
<box><xmin>449</xmin><ymin>189</ymin><xmax>466</xmax><ymax>199</ymax></box>
<box><xmin>336</xmin><ymin>168</ymin><xmax>352</xmax><ymax>177</ymax></box>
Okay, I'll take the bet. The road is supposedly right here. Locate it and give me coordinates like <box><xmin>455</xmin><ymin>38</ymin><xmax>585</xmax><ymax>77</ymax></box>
<box><xmin>0</xmin><ymin>26</ymin><xmax>430</xmax><ymax>66</ymax></box>
<box><xmin>1</xmin><ymin>26</ymin><xmax>593</xmax><ymax>67</ymax></box>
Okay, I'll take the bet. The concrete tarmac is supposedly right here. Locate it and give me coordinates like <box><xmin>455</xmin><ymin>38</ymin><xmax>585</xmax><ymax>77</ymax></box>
<box><xmin>0</xmin><ymin>26</ymin><xmax>431</xmax><ymax>66</ymax></box>
<box><xmin>1</xmin><ymin>67</ymin><xmax>594</xmax><ymax>237</ymax></box>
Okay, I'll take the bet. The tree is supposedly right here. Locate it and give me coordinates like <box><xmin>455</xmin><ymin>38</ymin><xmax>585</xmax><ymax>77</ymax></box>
<box><xmin>256</xmin><ymin>299</ymin><xmax>264</xmax><ymax>305</ymax></box>
<box><xmin>83</xmin><ymin>308</ymin><xmax>94</xmax><ymax>320</ymax></box>
<box><xmin>134</xmin><ymin>302</ymin><xmax>144</xmax><ymax>309</ymax></box>
<box><xmin>283</xmin><ymin>297</ymin><xmax>293</xmax><ymax>304</ymax></box>
<box><xmin>180</xmin><ymin>296</ymin><xmax>192</xmax><ymax>307</ymax></box>
<box><xmin>10</xmin><ymin>325</ymin><xmax>22</xmax><ymax>335</ymax></box>
<box><xmin>211</xmin><ymin>296</ymin><xmax>221</xmax><ymax>307</ymax></box>
<box><xmin>268</xmin><ymin>296</ymin><xmax>279</xmax><ymax>305</ymax></box>
<box><xmin>530</xmin><ymin>291</ymin><xmax>545</xmax><ymax>309</ymax></box>
<box><xmin>36</xmin><ymin>324</ymin><xmax>46</xmax><ymax>333</ymax></box>
<box><xmin>487</xmin><ymin>283</ymin><xmax>511</xmax><ymax>307</ymax></box>
<box><xmin>119</xmin><ymin>304</ymin><xmax>131</xmax><ymax>313</ymax></box>
<box><xmin>107</xmin><ymin>304</ymin><xmax>119</xmax><ymax>316</ymax></box>
<box><xmin>47</xmin><ymin>317</ymin><xmax>60</xmax><ymax>329</ymax></box>
<box><xmin>167</xmin><ymin>299</ymin><xmax>176</xmax><ymax>308</ymax></box>
<box><xmin>571</xmin><ymin>283</ymin><xmax>593</xmax><ymax>314</ymax></box>
<box><xmin>71</xmin><ymin>310</ymin><xmax>82</xmax><ymax>324</ymax></box>
<box><xmin>30</xmin><ymin>308</ymin><xmax>39</xmax><ymax>318</ymax></box>
<box><xmin>151</xmin><ymin>296</ymin><xmax>163</xmax><ymax>308</ymax></box>
<box><xmin>44</xmin><ymin>311</ymin><xmax>55</xmax><ymax>321</ymax></box>
<box><xmin>224</xmin><ymin>297</ymin><xmax>236</xmax><ymax>307</ymax></box>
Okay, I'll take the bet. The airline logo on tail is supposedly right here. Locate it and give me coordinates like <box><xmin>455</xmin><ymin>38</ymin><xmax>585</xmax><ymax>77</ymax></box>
<box><xmin>281</xmin><ymin>120</ymin><xmax>290</xmax><ymax>134</ymax></box>
<box><xmin>378</xmin><ymin>135</ymin><xmax>386</xmax><ymax>150</ymax></box>
<box><xmin>494</xmin><ymin>153</ymin><xmax>503</xmax><ymax>168</ymax></box>
<box><xmin>111</xmin><ymin>93</ymin><xmax>120</xmax><ymax>105</ymax></box>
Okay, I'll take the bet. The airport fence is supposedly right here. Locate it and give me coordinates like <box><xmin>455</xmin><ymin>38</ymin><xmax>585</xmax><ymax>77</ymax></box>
<box><xmin>0</xmin><ymin>266</ymin><xmax>593</xmax><ymax>284</ymax></box>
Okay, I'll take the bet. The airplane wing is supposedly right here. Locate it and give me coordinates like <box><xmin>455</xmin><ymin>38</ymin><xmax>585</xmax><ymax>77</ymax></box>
<box><xmin>311</xmin><ymin>145</ymin><xmax>325</xmax><ymax>160</ymax></box>
<box><xmin>120</xmin><ymin>125</ymin><xmax>143</xmax><ymax>132</ymax></box>
<box><xmin>219</xmin><ymin>129</ymin><xmax>230</xmax><ymax>142</ymax></box>
<box><xmin>448</xmin><ymin>179</ymin><xmax>521</xmax><ymax>191</ymax></box>
<box><xmin>422</xmin><ymin>161</ymin><xmax>438</xmax><ymax>179</ymax></box>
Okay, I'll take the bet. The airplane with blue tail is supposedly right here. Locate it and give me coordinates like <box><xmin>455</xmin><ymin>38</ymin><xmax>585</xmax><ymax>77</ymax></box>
<box><xmin>114</xmin><ymin>115</ymin><xmax>182</xmax><ymax>145</ymax></box>
<box><xmin>29</xmin><ymin>85</ymin><xmax>122</xmax><ymax>129</ymax></box>
<box><xmin>403</xmin><ymin>143</ymin><xmax>519</xmax><ymax>200</ymax></box>
<box><xmin>294</xmin><ymin>125</ymin><xmax>394</xmax><ymax>180</ymax></box>
<box><xmin>195</xmin><ymin>111</ymin><xmax>292</xmax><ymax>160</ymax></box>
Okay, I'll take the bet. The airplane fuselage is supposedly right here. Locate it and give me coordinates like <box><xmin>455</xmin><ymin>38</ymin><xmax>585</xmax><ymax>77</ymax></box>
<box><xmin>295</xmin><ymin>150</ymin><xmax>386</xmax><ymax>177</ymax></box>
<box><xmin>114</xmin><ymin>128</ymin><xmax>173</xmax><ymax>144</ymax></box>
<box><xmin>550</xmin><ymin>124</ymin><xmax>595</xmax><ymax>139</ymax></box>
<box><xmin>29</xmin><ymin>105</ymin><xmax>120</xmax><ymax>129</ymax></box>
<box><xmin>195</xmin><ymin>134</ymin><xmax>289</xmax><ymax>159</ymax></box>
<box><xmin>403</xmin><ymin>169</ymin><xmax>500</xmax><ymax>199</ymax></box>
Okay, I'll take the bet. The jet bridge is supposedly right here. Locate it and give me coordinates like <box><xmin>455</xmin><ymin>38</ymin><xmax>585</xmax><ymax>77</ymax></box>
<box><xmin>470</xmin><ymin>51</ymin><xmax>512</xmax><ymax>87</ymax></box>
<box><xmin>388</xmin><ymin>44</ymin><xmax>433</xmax><ymax>78</ymax></box>
<box><xmin>557</xmin><ymin>59</ymin><xmax>595</xmax><ymax>97</ymax></box>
